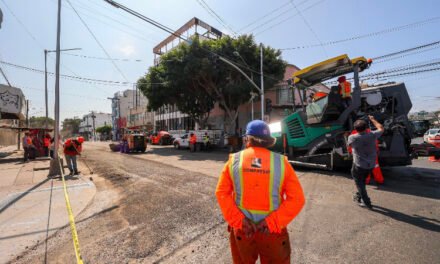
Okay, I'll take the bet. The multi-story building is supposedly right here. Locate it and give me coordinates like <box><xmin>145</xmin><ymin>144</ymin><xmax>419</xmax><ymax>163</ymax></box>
<box><xmin>79</xmin><ymin>112</ymin><xmax>111</xmax><ymax>141</ymax></box>
<box><xmin>152</xmin><ymin>17</ymin><xmax>222</xmax><ymax>131</ymax></box>
<box><xmin>109</xmin><ymin>89</ymin><xmax>154</xmax><ymax>140</ymax></box>
<box><xmin>149</xmin><ymin>18</ymin><xmax>321</xmax><ymax>133</ymax></box>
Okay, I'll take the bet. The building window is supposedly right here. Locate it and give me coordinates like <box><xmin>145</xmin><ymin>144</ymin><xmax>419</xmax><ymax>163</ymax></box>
<box><xmin>277</xmin><ymin>86</ymin><xmax>293</xmax><ymax>105</ymax></box>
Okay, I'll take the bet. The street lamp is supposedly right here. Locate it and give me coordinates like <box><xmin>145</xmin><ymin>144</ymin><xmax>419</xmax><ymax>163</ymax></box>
<box><xmin>234</xmin><ymin>51</ymin><xmax>258</xmax><ymax>120</ymax></box>
<box><xmin>44</xmin><ymin>48</ymin><xmax>81</xmax><ymax>130</ymax></box>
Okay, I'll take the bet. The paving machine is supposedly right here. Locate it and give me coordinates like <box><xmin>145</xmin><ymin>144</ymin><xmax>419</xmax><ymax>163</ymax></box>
<box><xmin>272</xmin><ymin>54</ymin><xmax>415</xmax><ymax>170</ymax></box>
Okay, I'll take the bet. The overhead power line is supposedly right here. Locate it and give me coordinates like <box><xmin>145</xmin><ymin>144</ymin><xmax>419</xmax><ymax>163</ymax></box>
<box><xmin>0</xmin><ymin>65</ymin><xmax>12</xmax><ymax>86</ymax></box>
<box><xmin>281</xmin><ymin>16</ymin><xmax>440</xmax><ymax>50</ymax></box>
<box><xmin>372</xmin><ymin>40</ymin><xmax>440</xmax><ymax>61</ymax></box>
<box><xmin>0</xmin><ymin>59</ymin><xmax>167</xmax><ymax>87</ymax></box>
<box><xmin>63</xmin><ymin>53</ymin><xmax>144</xmax><ymax>62</ymax></box>
<box><xmin>2</xmin><ymin>0</ymin><xmax>111</xmax><ymax>95</ymax></box>
<box><xmin>254</xmin><ymin>0</ymin><xmax>325</xmax><ymax>36</ymax></box>
<box><xmin>65</xmin><ymin>0</ymin><xmax>129</xmax><ymax>82</ymax></box>
<box><xmin>61</xmin><ymin>0</ymin><xmax>158</xmax><ymax>44</ymax></box>
<box><xmin>237</xmin><ymin>0</ymin><xmax>292</xmax><ymax>32</ymax></box>
<box><xmin>289</xmin><ymin>0</ymin><xmax>327</xmax><ymax>57</ymax></box>
<box><xmin>247</xmin><ymin>0</ymin><xmax>310</xmax><ymax>34</ymax></box>
<box><xmin>322</xmin><ymin>59</ymin><xmax>440</xmax><ymax>85</ymax></box>
<box><xmin>374</xmin><ymin>46</ymin><xmax>440</xmax><ymax>64</ymax></box>
<box><xmin>195</xmin><ymin>0</ymin><xmax>237</xmax><ymax>35</ymax></box>
<box><xmin>103</xmin><ymin>0</ymin><xmax>282</xmax><ymax>83</ymax></box>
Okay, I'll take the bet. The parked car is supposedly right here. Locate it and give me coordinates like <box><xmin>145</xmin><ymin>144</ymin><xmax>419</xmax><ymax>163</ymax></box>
<box><xmin>411</xmin><ymin>120</ymin><xmax>430</xmax><ymax>137</ymax></box>
<box><xmin>410</xmin><ymin>142</ymin><xmax>440</xmax><ymax>158</ymax></box>
<box><xmin>150</xmin><ymin>131</ymin><xmax>173</xmax><ymax>145</ymax></box>
<box><xmin>173</xmin><ymin>134</ymin><xmax>190</xmax><ymax>149</ymax></box>
<box><xmin>423</xmin><ymin>128</ymin><xmax>440</xmax><ymax>143</ymax></box>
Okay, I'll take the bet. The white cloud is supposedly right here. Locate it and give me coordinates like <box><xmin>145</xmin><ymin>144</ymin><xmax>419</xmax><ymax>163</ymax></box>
<box><xmin>120</xmin><ymin>45</ymin><xmax>135</xmax><ymax>56</ymax></box>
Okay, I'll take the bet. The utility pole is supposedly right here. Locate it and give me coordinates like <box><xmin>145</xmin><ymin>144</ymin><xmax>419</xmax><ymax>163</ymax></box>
<box><xmin>260</xmin><ymin>44</ymin><xmax>264</xmax><ymax>120</ymax></box>
<box><xmin>49</xmin><ymin>0</ymin><xmax>62</xmax><ymax>176</ymax></box>
<box><xmin>91</xmin><ymin>111</ymin><xmax>96</xmax><ymax>141</ymax></box>
<box><xmin>86</xmin><ymin>115</ymin><xmax>89</xmax><ymax>140</ymax></box>
<box><xmin>44</xmin><ymin>49</ymin><xmax>80</xmax><ymax>130</ymax></box>
<box><xmin>26</xmin><ymin>100</ymin><xmax>29</xmax><ymax>127</ymax></box>
<box><xmin>44</xmin><ymin>49</ymin><xmax>48</xmax><ymax>129</ymax></box>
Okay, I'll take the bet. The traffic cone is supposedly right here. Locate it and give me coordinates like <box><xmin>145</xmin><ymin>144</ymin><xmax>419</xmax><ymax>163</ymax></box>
<box><xmin>428</xmin><ymin>156</ymin><xmax>440</xmax><ymax>162</ymax></box>
<box><xmin>428</xmin><ymin>142</ymin><xmax>440</xmax><ymax>162</ymax></box>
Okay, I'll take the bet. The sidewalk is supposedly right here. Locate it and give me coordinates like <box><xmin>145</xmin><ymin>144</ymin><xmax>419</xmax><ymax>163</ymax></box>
<box><xmin>0</xmin><ymin>146</ymin><xmax>96</xmax><ymax>263</ymax></box>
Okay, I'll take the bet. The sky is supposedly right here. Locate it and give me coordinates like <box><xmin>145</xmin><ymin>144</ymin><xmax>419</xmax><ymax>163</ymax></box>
<box><xmin>0</xmin><ymin>0</ymin><xmax>439</xmax><ymax>121</ymax></box>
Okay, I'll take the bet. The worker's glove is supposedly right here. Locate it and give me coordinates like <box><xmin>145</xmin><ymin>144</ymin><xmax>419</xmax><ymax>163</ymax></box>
<box><xmin>241</xmin><ymin>218</ymin><xmax>257</xmax><ymax>238</ymax></box>
<box><xmin>256</xmin><ymin>220</ymin><xmax>270</xmax><ymax>235</ymax></box>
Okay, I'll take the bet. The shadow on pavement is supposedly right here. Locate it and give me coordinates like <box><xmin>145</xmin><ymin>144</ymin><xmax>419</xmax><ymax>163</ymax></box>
<box><xmin>0</xmin><ymin>157</ymin><xmax>24</xmax><ymax>164</ymax></box>
<box><xmin>293</xmin><ymin>165</ymin><xmax>440</xmax><ymax>200</ymax></box>
<box><xmin>0</xmin><ymin>151</ymin><xmax>15</xmax><ymax>158</ymax></box>
<box><xmin>147</xmin><ymin>146</ymin><xmax>229</xmax><ymax>162</ymax></box>
<box><xmin>0</xmin><ymin>205</ymin><xmax>119</xmax><ymax>241</ymax></box>
<box><xmin>0</xmin><ymin>178</ymin><xmax>51</xmax><ymax>214</ymax></box>
<box><xmin>372</xmin><ymin>205</ymin><xmax>440</xmax><ymax>232</ymax></box>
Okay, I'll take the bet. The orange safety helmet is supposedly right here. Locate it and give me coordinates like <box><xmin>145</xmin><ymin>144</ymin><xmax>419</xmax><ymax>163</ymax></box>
<box><xmin>77</xmin><ymin>136</ymin><xmax>85</xmax><ymax>143</ymax></box>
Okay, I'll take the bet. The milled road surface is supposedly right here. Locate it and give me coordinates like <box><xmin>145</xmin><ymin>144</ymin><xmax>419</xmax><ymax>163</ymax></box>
<box><xmin>14</xmin><ymin>142</ymin><xmax>440</xmax><ymax>264</ymax></box>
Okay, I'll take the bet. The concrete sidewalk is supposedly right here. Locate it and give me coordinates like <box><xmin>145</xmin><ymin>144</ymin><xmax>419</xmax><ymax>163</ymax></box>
<box><xmin>0</xmin><ymin>147</ymin><xmax>96</xmax><ymax>263</ymax></box>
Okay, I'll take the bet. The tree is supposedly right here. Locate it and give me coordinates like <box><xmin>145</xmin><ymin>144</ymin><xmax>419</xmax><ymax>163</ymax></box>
<box><xmin>95</xmin><ymin>125</ymin><xmax>112</xmax><ymax>134</ymax></box>
<box><xmin>61</xmin><ymin>117</ymin><xmax>81</xmax><ymax>137</ymax></box>
<box><xmin>29</xmin><ymin>116</ymin><xmax>55</xmax><ymax>128</ymax></box>
<box><xmin>138</xmin><ymin>34</ymin><xmax>286</xmax><ymax>132</ymax></box>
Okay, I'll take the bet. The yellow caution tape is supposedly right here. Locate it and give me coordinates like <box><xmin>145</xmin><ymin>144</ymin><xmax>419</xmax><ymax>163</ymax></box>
<box><xmin>57</xmin><ymin>156</ymin><xmax>84</xmax><ymax>264</ymax></box>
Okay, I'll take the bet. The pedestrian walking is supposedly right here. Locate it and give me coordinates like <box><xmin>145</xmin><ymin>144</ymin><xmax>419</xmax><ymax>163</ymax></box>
<box><xmin>63</xmin><ymin>136</ymin><xmax>84</xmax><ymax>176</ymax></box>
<box><xmin>22</xmin><ymin>132</ymin><xmax>32</xmax><ymax>162</ymax></box>
<box><xmin>216</xmin><ymin>120</ymin><xmax>305</xmax><ymax>264</ymax></box>
<box><xmin>43</xmin><ymin>134</ymin><xmax>51</xmax><ymax>157</ymax></box>
<box><xmin>347</xmin><ymin>115</ymin><xmax>384</xmax><ymax>209</ymax></box>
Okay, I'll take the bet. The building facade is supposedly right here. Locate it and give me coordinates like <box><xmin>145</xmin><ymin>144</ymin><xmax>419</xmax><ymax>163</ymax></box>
<box><xmin>79</xmin><ymin>112</ymin><xmax>111</xmax><ymax>141</ymax></box>
<box><xmin>109</xmin><ymin>89</ymin><xmax>154</xmax><ymax>140</ymax></box>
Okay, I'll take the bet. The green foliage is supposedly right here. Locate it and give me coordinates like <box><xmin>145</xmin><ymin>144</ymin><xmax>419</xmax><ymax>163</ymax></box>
<box><xmin>138</xmin><ymin>34</ymin><xmax>286</xmax><ymax>130</ymax></box>
<box><xmin>61</xmin><ymin>117</ymin><xmax>81</xmax><ymax>137</ymax></box>
<box><xmin>29</xmin><ymin>116</ymin><xmax>55</xmax><ymax>128</ymax></box>
<box><xmin>96</xmin><ymin>125</ymin><xmax>112</xmax><ymax>134</ymax></box>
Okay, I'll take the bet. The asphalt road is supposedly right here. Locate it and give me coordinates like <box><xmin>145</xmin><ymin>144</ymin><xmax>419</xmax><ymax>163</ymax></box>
<box><xmin>15</xmin><ymin>142</ymin><xmax>440</xmax><ymax>264</ymax></box>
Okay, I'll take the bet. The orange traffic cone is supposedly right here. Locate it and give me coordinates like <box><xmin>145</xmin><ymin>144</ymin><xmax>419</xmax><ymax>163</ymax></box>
<box><xmin>428</xmin><ymin>156</ymin><xmax>440</xmax><ymax>162</ymax></box>
<box><xmin>366</xmin><ymin>157</ymin><xmax>384</xmax><ymax>184</ymax></box>
<box><xmin>428</xmin><ymin>142</ymin><xmax>440</xmax><ymax>162</ymax></box>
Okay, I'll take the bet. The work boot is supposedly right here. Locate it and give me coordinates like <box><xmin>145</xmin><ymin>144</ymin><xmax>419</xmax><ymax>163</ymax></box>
<box><xmin>74</xmin><ymin>170</ymin><xmax>80</xmax><ymax>175</ymax></box>
<box><xmin>357</xmin><ymin>200</ymin><xmax>373</xmax><ymax>210</ymax></box>
<box><xmin>68</xmin><ymin>169</ymin><xmax>74</xmax><ymax>176</ymax></box>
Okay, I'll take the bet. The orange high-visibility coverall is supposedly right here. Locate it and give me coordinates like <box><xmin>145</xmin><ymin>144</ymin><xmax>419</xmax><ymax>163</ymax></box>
<box><xmin>216</xmin><ymin>147</ymin><xmax>305</xmax><ymax>264</ymax></box>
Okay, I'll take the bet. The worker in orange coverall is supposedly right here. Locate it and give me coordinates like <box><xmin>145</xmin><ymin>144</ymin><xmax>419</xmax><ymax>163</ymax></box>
<box><xmin>216</xmin><ymin>120</ymin><xmax>305</xmax><ymax>264</ymax></box>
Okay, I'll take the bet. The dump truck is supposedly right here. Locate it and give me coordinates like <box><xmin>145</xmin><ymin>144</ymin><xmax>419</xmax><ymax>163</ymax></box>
<box><xmin>272</xmin><ymin>54</ymin><xmax>415</xmax><ymax>170</ymax></box>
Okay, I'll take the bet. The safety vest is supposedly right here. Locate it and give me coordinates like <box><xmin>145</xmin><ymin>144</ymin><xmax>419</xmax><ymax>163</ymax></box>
<box><xmin>339</xmin><ymin>81</ymin><xmax>352</xmax><ymax>98</ymax></box>
<box><xmin>44</xmin><ymin>138</ymin><xmax>50</xmax><ymax>147</ymax></box>
<box><xmin>190</xmin><ymin>135</ymin><xmax>197</xmax><ymax>144</ymax></box>
<box><xmin>26</xmin><ymin>137</ymin><xmax>32</xmax><ymax>145</ymax></box>
<box><xmin>203</xmin><ymin>135</ymin><xmax>209</xmax><ymax>143</ymax></box>
<box><xmin>229</xmin><ymin>149</ymin><xmax>286</xmax><ymax>223</ymax></box>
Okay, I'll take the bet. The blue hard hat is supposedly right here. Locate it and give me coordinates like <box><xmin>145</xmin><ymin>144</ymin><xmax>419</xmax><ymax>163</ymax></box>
<box><xmin>245</xmin><ymin>120</ymin><xmax>271</xmax><ymax>138</ymax></box>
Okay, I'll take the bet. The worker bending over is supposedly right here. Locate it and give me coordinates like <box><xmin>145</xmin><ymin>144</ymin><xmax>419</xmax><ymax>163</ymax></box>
<box><xmin>63</xmin><ymin>136</ymin><xmax>84</xmax><ymax>176</ymax></box>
